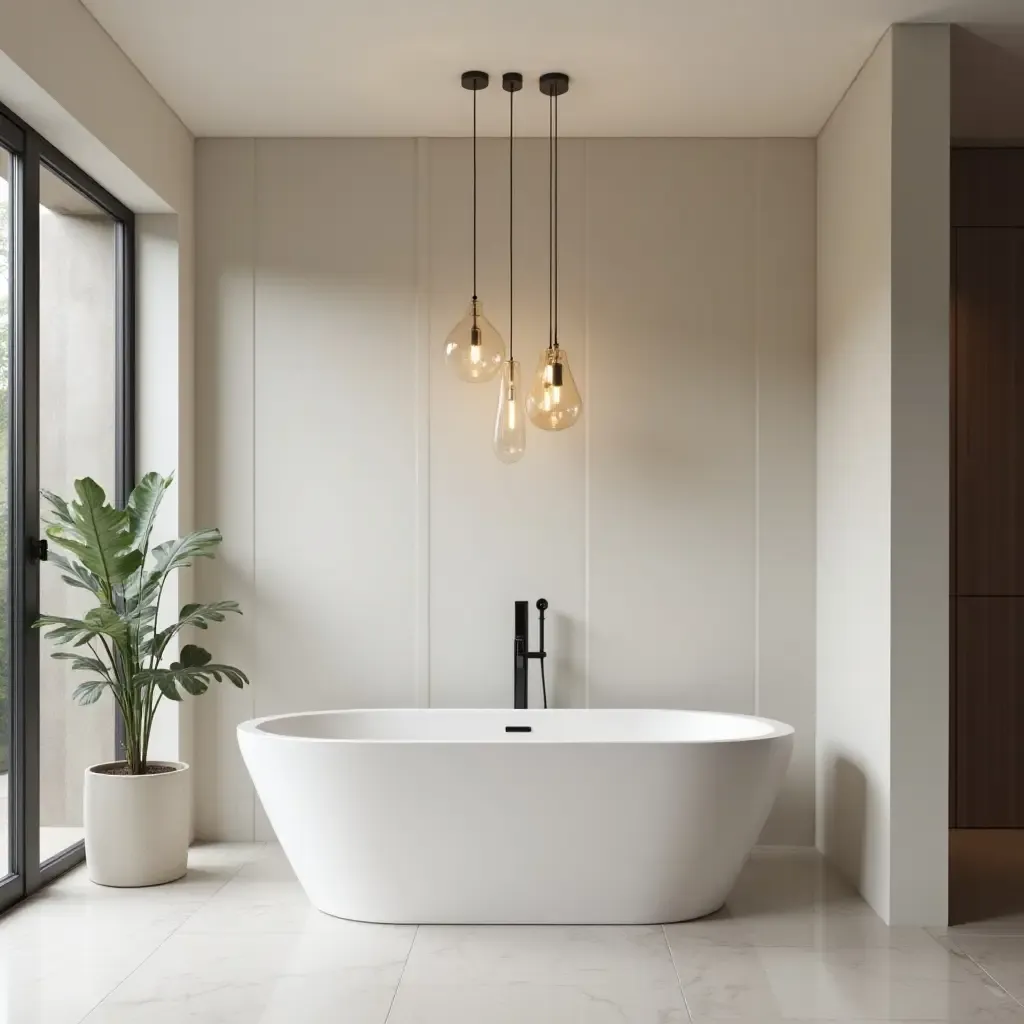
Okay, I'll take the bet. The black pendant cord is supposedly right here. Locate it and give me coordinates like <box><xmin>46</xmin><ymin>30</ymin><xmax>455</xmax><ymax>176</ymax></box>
<box><xmin>472</xmin><ymin>86</ymin><xmax>478</xmax><ymax>301</ymax></box>
<box><xmin>553</xmin><ymin>91</ymin><xmax>559</xmax><ymax>350</ymax></box>
<box><xmin>508</xmin><ymin>84</ymin><xmax>514</xmax><ymax>363</ymax></box>
<box><xmin>548</xmin><ymin>95</ymin><xmax>554</xmax><ymax>351</ymax></box>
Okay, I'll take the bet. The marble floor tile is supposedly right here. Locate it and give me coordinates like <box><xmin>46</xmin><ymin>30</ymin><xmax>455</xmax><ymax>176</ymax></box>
<box><xmin>725</xmin><ymin>850</ymin><xmax>868</xmax><ymax>916</ymax></box>
<box><xmin>942</xmin><ymin>935</ymin><xmax>1024</xmax><ymax>1004</ymax></box>
<box><xmin>669</xmin><ymin>938</ymin><xmax>1024</xmax><ymax>1020</ymax></box>
<box><xmin>179</xmin><ymin>890</ymin><xmax>363</xmax><ymax>934</ymax></box>
<box><xmin>668</xmin><ymin>905</ymin><xmax>939</xmax><ymax>952</ymax></box>
<box><xmin>0</xmin><ymin>843</ymin><xmax>1022</xmax><ymax>1024</ymax></box>
<box><xmin>402</xmin><ymin>924</ymin><xmax>681</xmax><ymax>986</ymax></box>
<box><xmin>0</xmin><ymin>906</ymin><xmax>183</xmax><ymax>1024</ymax></box>
<box><xmin>207</xmin><ymin>842</ymin><xmax>308</xmax><ymax>904</ymax></box>
<box><xmin>386</xmin><ymin>979</ymin><xmax>690</xmax><ymax>1024</ymax></box>
<box><xmin>81</xmin><ymin>926</ymin><xmax>415</xmax><ymax>1024</ymax></box>
<box><xmin>45</xmin><ymin>842</ymin><xmax>256</xmax><ymax>904</ymax></box>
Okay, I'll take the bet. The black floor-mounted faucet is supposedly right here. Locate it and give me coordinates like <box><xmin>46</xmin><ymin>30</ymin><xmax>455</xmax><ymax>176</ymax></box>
<box><xmin>514</xmin><ymin>599</ymin><xmax>548</xmax><ymax>710</ymax></box>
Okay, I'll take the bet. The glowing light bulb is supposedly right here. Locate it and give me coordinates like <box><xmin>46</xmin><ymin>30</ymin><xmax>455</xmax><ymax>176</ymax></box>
<box><xmin>526</xmin><ymin>347</ymin><xmax>582</xmax><ymax>431</ymax></box>
<box><xmin>494</xmin><ymin>360</ymin><xmax>526</xmax><ymax>463</ymax></box>
<box><xmin>445</xmin><ymin>299</ymin><xmax>505</xmax><ymax>382</ymax></box>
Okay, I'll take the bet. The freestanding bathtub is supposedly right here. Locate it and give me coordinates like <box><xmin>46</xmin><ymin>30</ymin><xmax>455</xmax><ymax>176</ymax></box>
<box><xmin>237</xmin><ymin>708</ymin><xmax>793</xmax><ymax>925</ymax></box>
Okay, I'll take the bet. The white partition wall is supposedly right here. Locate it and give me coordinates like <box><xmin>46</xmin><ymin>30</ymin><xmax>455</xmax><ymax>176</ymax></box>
<box><xmin>194</xmin><ymin>135</ymin><xmax>817</xmax><ymax>846</ymax></box>
<box><xmin>816</xmin><ymin>24</ymin><xmax>950</xmax><ymax>926</ymax></box>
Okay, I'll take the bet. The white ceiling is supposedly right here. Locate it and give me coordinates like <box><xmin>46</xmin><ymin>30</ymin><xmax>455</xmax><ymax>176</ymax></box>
<box><xmin>82</xmin><ymin>0</ymin><xmax>1024</xmax><ymax>138</ymax></box>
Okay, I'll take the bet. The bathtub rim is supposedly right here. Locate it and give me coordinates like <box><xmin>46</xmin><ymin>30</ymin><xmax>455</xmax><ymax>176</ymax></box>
<box><xmin>237</xmin><ymin>707</ymin><xmax>795</xmax><ymax>745</ymax></box>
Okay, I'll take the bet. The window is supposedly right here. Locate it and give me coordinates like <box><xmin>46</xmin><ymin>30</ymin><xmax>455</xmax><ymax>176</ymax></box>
<box><xmin>0</xmin><ymin>103</ymin><xmax>134</xmax><ymax>909</ymax></box>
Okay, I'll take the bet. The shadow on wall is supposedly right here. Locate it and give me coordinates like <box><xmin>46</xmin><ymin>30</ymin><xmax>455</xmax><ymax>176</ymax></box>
<box><xmin>824</xmin><ymin>755</ymin><xmax>868</xmax><ymax>889</ymax></box>
<box><xmin>551</xmin><ymin>611</ymin><xmax>584</xmax><ymax>709</ymax></box>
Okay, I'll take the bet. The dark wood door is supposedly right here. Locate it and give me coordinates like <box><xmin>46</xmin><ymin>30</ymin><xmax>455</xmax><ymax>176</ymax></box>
<box><xmin>952</xmin><ymin>199</ymin><xmax>1024</xmax><ymax>825</ymax></box>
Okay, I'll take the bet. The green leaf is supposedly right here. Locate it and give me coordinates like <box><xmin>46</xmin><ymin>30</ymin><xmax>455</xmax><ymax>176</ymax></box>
<box><xmin>41</xmin><ymin>489</ymin><xmax>75</xmax><ymax>527</ymax></box>
<box><xmin>148</xmin><ymin>529</ymin><xmax>222</xmax><ymax>579</ymax></box>
<box><xmin>36</xmin><ymin>608</ymin><xmax>128</xmax><ymax>649</ymax></box>
<box><xmin>44</xmin><ymin>478</ymin><xmax>143</xmax><ymax>597</ymax></box>
<box><xmin>144</xmin><ymin>600</ymin><xmax>242</xmax><ymax>659</ymax></box>
<box><xmin>72</xmin><ymin>680</ymin><xmax>107</xmax><ymax>705</ymax></box>
<box><xmin>179</xmin><ymin>600</ymin><xmax>241</xmax><ymax>628</ymax></box>
<box><xmin>127</xmin><ymin>472</ymin><xmax>172</xmax><ymax>553</ymax></box>
<box><xmin>178</xmin><ymin>644</ymin><xmax>212</xmax><ymax>668</ymax></box>
<box><xmin>36</xmin><ymin>614</ymin><xmax>97</xmax><ymax>645</ymax></box>
<box><xmin>82</xmin><ymin>607</ymin><xmax>129</xmax><ymax>648</ymax></box>
<box><xmin>135</xmin><ymin>645</ymin><xmax>249</xmax><ymax>702</ymax></box>
<box><xmin>51</xmin><ymin>652</ymin><xmax>112</xmax><ymax>676</ymax></box>
<box><xmin>135</xmin><ymin>529</ymin><xmax>223</xmax><ymax>609</ymax></box>
<box><xmin>154</xmin><ymin>674</ymin><xmax>183</xmax><ymax>702</ymax></box>
<box><xmin>48</xmin><ymin>552</ymin><xmax>102</xmax><ymax>596</ymax></box>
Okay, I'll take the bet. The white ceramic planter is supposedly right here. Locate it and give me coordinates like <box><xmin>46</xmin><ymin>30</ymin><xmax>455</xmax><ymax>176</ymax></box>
<box><xmin>83</xmin><ymin>760</ymin><xmax>190</xmax><ymax>887</ymax></box>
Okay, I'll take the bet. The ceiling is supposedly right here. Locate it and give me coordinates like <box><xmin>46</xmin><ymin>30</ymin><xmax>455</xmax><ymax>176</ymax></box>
<box><xmin>81</xmin><ymin>0</ymin><xmax>1024</xmax><ymax>138</ymax></box>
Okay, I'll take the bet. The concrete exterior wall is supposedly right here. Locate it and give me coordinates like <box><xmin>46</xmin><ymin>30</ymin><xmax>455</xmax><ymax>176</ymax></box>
<box><xmin>38</xmin><ymin>205</ymin><xmax>116</xmax><ymax>827</ymax></box>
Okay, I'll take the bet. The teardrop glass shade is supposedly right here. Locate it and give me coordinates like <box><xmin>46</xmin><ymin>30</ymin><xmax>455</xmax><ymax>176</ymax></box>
<box><xmin>445</xmin><ymin>299</ymin><xmax>505</xmax><ymax>383</ymax></box>
<box><xmin>526</xmin><ymin>346</ymin><xmax>583</xmax><ymax>431</ymax></box>
<box><xmin>494</xmin><ymin>360</ymin><xmax>526</xmax><ymax>463</ymax></box>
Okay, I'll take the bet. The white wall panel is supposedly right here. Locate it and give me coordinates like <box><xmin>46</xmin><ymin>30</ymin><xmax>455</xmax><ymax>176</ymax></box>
<box><xmin>586</xmin><ymin>139</ymin><xmax>758</xmax><ymax>713</ymax></box>
<box><xmin>816</xmin><ymin>34</ymin><xmax>894</xmax><ymax>917</ymax></box>
<box><xmin>253</xmin><ymin>139</ymin><xmax>421</xmax><ymax>728</ymax></box>
<box><xmin>427</xmin><ymin>139</ymin><xmax>587</xmax><ymax>711</ymax></box>
<box><xmin>755</xmin><ymin>140</ymin><xmax>818</xmax><ymax>845</ymax></box>
<box><xmin>194</xmin><ymin>135</ymin><xmax>817</xmax><ymax>844</ymax></box>
<box><xmin>194</xmin><ymin>139</ymin><xmax>256</xmax><ymax>840</ymax></box>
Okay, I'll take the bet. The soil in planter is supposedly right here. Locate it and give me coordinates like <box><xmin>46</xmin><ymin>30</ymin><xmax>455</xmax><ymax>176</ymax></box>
<box><xmin>93</xmin><ymin>764</ymin><xmax>178</xmax><ymax>776</ymax></box>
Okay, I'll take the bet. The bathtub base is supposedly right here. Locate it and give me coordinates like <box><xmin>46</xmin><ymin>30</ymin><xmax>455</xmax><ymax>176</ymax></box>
<box><xmin>238</xmin><ymin>708</ymin><xmax>794</xmax><ymax>927</ymax></box>
<box><xmin>308</xmin><ymin>896</ymin><xmax>730</xmax><ymax>926</ymax></box>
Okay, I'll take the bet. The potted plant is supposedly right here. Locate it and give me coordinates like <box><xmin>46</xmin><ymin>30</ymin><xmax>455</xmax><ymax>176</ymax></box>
<box><xmin>35</xmin><ymin>473</ymin><xmax>249</xmax><ymax>887</ymax></box>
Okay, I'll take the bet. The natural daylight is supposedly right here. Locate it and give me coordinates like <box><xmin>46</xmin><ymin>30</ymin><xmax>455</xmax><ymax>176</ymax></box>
<box><xmin>0</xmin><ymin>2</ymin><xmax>1019</xmax><ymax>1023</ymax></box>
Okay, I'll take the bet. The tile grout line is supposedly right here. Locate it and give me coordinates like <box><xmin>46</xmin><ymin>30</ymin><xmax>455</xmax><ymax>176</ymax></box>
<box><xmin>72</xmin><ymin>853</ymin><xmax>252</xmax><ymax>1022</ymax></box>
<box><xmin>382</xmin><ymin>923</ymin><xmax>419</xmax><ymax>1024</ymax></box>
<box><xmin>956</xmin><ymin>945</ymin><xmax>1024</xmax><ymax>1011</ymax></box>
<box><xmin>661</xmin><ymin>924</ymin><xmax>696</xmax><ymax>1023</ymax></box>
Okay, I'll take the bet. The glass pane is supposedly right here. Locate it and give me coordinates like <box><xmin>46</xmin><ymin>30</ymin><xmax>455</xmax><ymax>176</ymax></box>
<box><xmin>0</xmin><ymin>149</ymin><xmax>10</xmax><ymax>879</ymax></box>
<box><xmin>38</xmin><ymin>165</ymin><xmax>116</xmax><ymax>865</ymax></box>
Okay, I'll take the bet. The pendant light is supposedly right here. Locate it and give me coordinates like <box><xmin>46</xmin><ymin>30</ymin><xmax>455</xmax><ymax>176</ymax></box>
<box><xmin>494</xmin><ymin>72</ymin><xmax>526</xmax><ymax>463</ymax></box>
<box><xmin>445</xmin><ymin>71</ymin><xmax>505</xmax><ymax>383</ymax></box>
<box><xmin>527</xmin><ymin>72</ymin><xmax>583</xmax><ymax>431</ymax></box>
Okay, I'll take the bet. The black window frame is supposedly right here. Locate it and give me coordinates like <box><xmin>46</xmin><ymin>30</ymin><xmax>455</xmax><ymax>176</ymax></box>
<box><xmin>0</xmin><ymin>99</ymin><xmax>135</xmax><ymax>912</ymax></box>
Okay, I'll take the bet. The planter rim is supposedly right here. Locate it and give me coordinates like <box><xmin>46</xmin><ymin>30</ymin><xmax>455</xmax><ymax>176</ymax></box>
<box><xmin>86</xmin><ymin>760</ymin><xmax>190</xmax><ymax>777</ymax></box>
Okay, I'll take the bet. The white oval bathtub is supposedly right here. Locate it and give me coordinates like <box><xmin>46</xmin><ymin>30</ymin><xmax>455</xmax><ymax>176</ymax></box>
<box><xmin>237</xmin><ymin>708</ymin><xmax>793</xmax><ymax>925</ymax></box>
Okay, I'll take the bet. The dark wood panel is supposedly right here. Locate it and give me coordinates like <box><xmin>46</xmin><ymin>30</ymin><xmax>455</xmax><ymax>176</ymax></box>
<box><xmin>955</xmin><ymin>597</ymin><xmax>1024</xmax><ymax>827</ymax></box>
<box><xmin>954</xmin><ymin>228</ymin><xmax>1024</xmax><ymax>596</ymax></box>
<box><xmin>953</xmin><ymin>149</ymin><xmax>1024</xmax><ymax>228</ymax></box>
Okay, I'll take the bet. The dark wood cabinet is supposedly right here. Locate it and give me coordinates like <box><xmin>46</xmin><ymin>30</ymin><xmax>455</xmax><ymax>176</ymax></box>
<box><xmin>951</xmin><ymin>149</ymin><xmax>1024</xmax><ymax>827</ymax></box>
<box><xmin>955</xmin><ymin>597</ymin><xmax>1024</xmax><ymax>826</ymax></box>
<box><xmin>954</xmin><ymin>229</ymin><xmax>1024</xmax><ymax>596</ymax></box>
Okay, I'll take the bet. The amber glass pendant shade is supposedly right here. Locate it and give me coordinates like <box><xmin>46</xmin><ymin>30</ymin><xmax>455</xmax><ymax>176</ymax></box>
<box><xmin>448</xmin><ymin>72</ymin><xmax>504</xmax><ymax>384</ymax></box>
<box><xmin>526</xmin><ymin>346</ymin><xmax>582</xmax><ymax>431</ymax></box>
<box><xmin>445</xmin><ymin>298</ymin><xmax>505</xmax><ymax>382</ymax></box>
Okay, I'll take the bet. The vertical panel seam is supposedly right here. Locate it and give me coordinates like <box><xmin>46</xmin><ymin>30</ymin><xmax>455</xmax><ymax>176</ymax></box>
<box><xmin>249</xmin><ymin>137</ymin><xmax>257</xmax><ymax>841</ymax></box>
<box><xmin>754</xmin><ymin>141</ymin><xmax>762</xmax><ymax>717</ymax></box>
<box><xmin>583</xmin><ymin>139</ymin><xmax>591</xmax><ymax>709</ymax></box>
<box><xmin>415</xmin><ymin>138</ymin><xmax>431</xmax><ymax>709</ymax></box>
